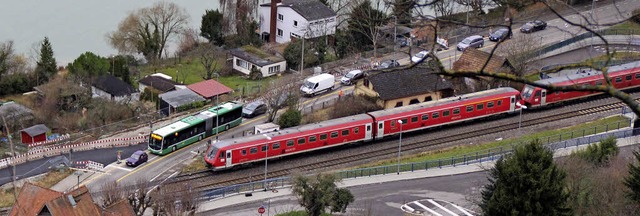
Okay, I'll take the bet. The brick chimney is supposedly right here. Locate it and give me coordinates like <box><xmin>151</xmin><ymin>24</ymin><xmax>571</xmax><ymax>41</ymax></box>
<box><xmin>269</xmin><ymin>0</ymin><xmax>281</xmax><ymax>43</ymax></box>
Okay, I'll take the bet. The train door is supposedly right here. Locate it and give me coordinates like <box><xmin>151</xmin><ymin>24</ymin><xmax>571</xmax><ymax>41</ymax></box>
<box><xmin>225</xmin><ymin>150</ymin><xmax>232</xmax><ymax>167</ymax></box>
<box><xmin>510</xmin><ymin>96</ymin><xmax>516</xmax><ymax>111</ymax></box>
<box><xmin>540</xmin><ymin>89</ymin><xmax>547</xmax><ymax>106</ymax></box>
<box><xmin>365</xmin><ymin>123</ymin><xmax>372</xmax><ymax>141</ymax></box>
<box><xmin>377</xmin><ymin>121</ymin><xmax>384</xmax><ymax>138</ymax></box>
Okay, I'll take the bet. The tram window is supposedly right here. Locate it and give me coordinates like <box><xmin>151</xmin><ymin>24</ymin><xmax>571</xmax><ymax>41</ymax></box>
<box><xmin>627</xmin><ymin>74</ymin><xmax>633</xmax><ymax>81</ymax></box>
<box><xmin>242</xmin><ymin>149</ymin><xmax>247</xmax><ymax>156</ymax></box>
<box><xmin>466</xmin><ymin>106</ymin><xmax>473</xmax><ymax>112</ymax></box>
<box><xmin>287</xmin><ymin>140</ymin><xmax>294</xmax><ymax>147</ymax></box>
<box><xmin>250</xmin><ymin>147</ymin><xmax>257</xmax><ymax>154</ymax></box>
<box><xmin>432</xmin><ymin>112</ymin><xmax>439</xmax><ymax>119</ymax></box>
<box><xmin>273</xmin><ymin>143</ymin><xmax>280</xmax><ymax>149</ymax></box>
<box><xmin>596</xmin><ymin>80</ymin><xmax>603</xmax><ymax>85</ymax></box>
<box><xmin>453</xmin><ymin>108</ymin><xmax>460</xmax><ymax>115</ymax></box>
<box><xmin>443</xmin><ymin>110</ymin><xmax>450</xmax><ymax>117</ymax></box>
<box><xmin>309</xmin><ymin>135</ymin><xmax>317</xmax><ymax>142</ymax></box>
<box><xmin>497</xmin><ymin>100</ymin><xmax>502</xmax><ymax>106</ymax></box>
<box><xmin>411</xmin><ymin>116</ymin><xmax>418</xmax><ymax>122</ymax></box>
<box><xmin>488</xmin><ymin>102</ymin><xmax>494</xmax><ymax>108</ymax></box>
<box><xmin>261</xmin><ymin>145</ymin><xmax>267</xmax><ymax>152</ymax></box>
<box><xmin>320</xmin><ymin>134</ymin><xmax>328</xmax><ymax>140</ymax></box>
<box><xmin>354</xmin><ymin>127</ymin><xmax>359</xmax><ymax>134</ymax></box>
<box><xmin>298</xmin><ymin>138</ymin><xmax>306</xmax><ymax>145</ymax></box>
<box><xmin>331</xmin><ymin>132</ymin><xmax>339</xmax><ymax>138</ymax></box>
<box><xmin>636</xmin><ymin>73</ymin><xmax>640</xmax><ymax>79</ymax></box>
<box><xmin>342</xmin><ymin>129</ymin><xmax>349</xmax><ymax>136</ymax></box>
<box><xmin>477</xmin><ymin>104</ymin><xmax>484</xmax><ymax>110</ymax></box>
<box><xmin>421</xmin><ymin>114</ymin><xmax>429</xmax><ymax>121</ymax></box>
<box><xmin>616</xmin><ymin>77</ymin><xmax>622</xmax><ymax>83</ymax></box>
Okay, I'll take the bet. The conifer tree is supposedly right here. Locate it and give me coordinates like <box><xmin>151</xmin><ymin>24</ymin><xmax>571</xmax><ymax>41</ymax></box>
<box><xmin>625</xmin><ymin>150</ymin><xmax>640</xmax><ymax>204</ymax></box>
<box><xmin>35</xmin><ymin>37</ymin><xmax>57</xmax><ymax>85</ymax></box>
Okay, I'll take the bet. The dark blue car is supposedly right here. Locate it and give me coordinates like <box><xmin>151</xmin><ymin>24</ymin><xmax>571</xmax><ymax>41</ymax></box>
<box><xmin>126</xmin><ymin>150</ymin><xmax>148</xmax><ymax>167</ymax></box>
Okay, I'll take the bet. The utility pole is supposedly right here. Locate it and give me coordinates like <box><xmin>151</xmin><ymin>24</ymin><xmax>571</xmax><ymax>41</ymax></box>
<box><xmin>2</xmin><ymin>116</ymin><xmax>18</xmax><ymax>202</ymax></box>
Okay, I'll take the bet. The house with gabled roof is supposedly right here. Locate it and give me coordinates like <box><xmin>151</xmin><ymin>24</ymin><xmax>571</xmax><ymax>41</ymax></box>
<box><xmin>229</xmin><ymin>46</ymin><xmax>287</xmax><ymax>77</ymax></box>
<box><xmin>91</xmin><ymin>74</ymin><xmax>139</xmax><ymax>103</ymax></box>
<box><xmin>355</xmin><ymin>67</ymin><xmax>454</xmax><ymax>109</ymax></box>
<box><xmin>259</xmin><ymin>0</ymin><xmax>337</xmax><ymax>43</ymax></box>
<box><xmin>452</xmin><ymin>49</ymin><xmax>515</xmax><ymax>92</ymax></box>
<box><xmin>138</xmin><ymin>74</ymin><xmax>183</xmax><ymax>93</ymax></box>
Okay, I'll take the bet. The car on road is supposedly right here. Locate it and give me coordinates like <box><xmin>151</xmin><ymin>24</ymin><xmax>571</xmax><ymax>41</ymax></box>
<box><xmin>489</xmin><ymin>28</ymin><xmax>512</xmax><ymax>42</ymax></box>
<box><xmin>411</xmin><ymin>50</ymin><xmax>430</xmax><ymax>63</ymax></box>
<box><xmin>456</xmin><ymin>35</ymin><xmax>484</xmax><ymax>51</ymax></box>
<box><xmin>341</xmin><ymin>70</ymin><xmax>364</xmax><ymax>85</ymax></box>
<box><xmin>396</xmin><ymin>36</ymin><xmax>408</xmax><ymax>47</ymax></box>
<box><xmin>126</xmin><ymin>150</ymin><xmax>148</xmax><ymax>167</ymax></box>
<box><xmin>377</xmin><ymin>59</ymin><xmax>400</xmax><ymax>69</ymax></box>
<box><xmin>242</xmin><ymin>100</ymin><xmax>268</xmax><ymax>118</ymax></box>
<box><xmin>520</xmin><ymin>20</ymin><xmax>547</xmax><ymax>33</ymax></box>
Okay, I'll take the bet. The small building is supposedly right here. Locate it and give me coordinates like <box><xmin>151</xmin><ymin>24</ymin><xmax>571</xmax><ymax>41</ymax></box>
<box><xmin>187</xmin><ymin>79</ymin><xmax>233</xmax><ymax>102</ymax></box>
<box><xmin>0</xmin><ymin>101</ymin><xmax>34</xmax><ymax>134</ymax></box>
<box><xmin>355</xmin><ymin>67</ymin><xmax>454</xmax><ymax>109</ymax></box>
<box><xmin>92</xmin><ymin>74</ymin><xmax>139</xmax><ymax>103</ymax></box>
<box><xmin>254</xmin><ymin>123</ymin><xmax>280</xmax><ymax>134</ymax></box>
<box><xmin>20</xmin><ymin>124</ymin><xmax>49</xmax><ymax>144</ymax></box>
<box><xmin>138</xmin><ymin>75</ymin><xmax>183</xmax><ymax>93</ymax></box>
<box><xmin>259</xmin><ymin>0</ymin><xmax>337</xmax><ymax>43</ymax></box>
<box><xmin>158</xmin><ymin>88</ymin><xmax>207</xmax><ymax>116</ymax></box>
<box><xmin>229</xmin><ymin>46</ymin><xmax>287</xmax><ymax>77</ymax></box>
<box><xmin>452</xmin><ymin>49</ymin><xmax>515</xmax><ymax>92</ymax></box>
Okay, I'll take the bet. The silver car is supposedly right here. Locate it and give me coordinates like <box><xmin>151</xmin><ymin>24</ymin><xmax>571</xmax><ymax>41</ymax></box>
<box><xmin>456</xmin><ymin>35</ymin><xmax>484</xmax><ymax>51</ymax></box>
<box><xmin>340</xmin><ymin>70</ymin><xmax>363</xmax><ymax>85</ymax></box>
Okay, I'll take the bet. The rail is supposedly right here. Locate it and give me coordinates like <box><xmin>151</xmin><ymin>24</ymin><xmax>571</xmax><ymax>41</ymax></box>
<box><xmin>199</xmin><ymin>118</ymin><xmax>635</xmax><ymax>201</ymax></box>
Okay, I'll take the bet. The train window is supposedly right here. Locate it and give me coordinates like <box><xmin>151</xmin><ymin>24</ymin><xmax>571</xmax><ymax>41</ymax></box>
<box><xmin>261</xmin><ymin>145</ymin><xmax>267</xmax><ymax>152</ymax></box>
<box><xmin>555</xmin><ymin>91</ymin><xmax>560</xmax><ymax>95</ymax></box>
<box><xmin>411</xmin><ymin>116</ymin><xmax>418</xmax><ymax>122</ymax></box>
<box><xmin>627</xmin><ymin>74</ymin><xmax>633</xmax><ymax>81</ymax></box>
<box><xmin>443</xmin><ymin>110</ymin><xmax>450</xmax><ymax>117</ymax></box>
<box><xmin>511</xmin><ymin>98</ymin><xmax>515</xmax><ymax>103</ymax></box>
<box><xmin>250</xmin><ymin>147</ymin><xmax>257</xmax><ymax>154</ymax></box>
<box><xmin>391</xmin><ymin>121</ymin><xmax>396</xmax><ymax>127</ymax></box>
<box><xmin>421</xmin><ymin>114</ymin><xmax>429</xmax><ymax>121</ymax></box>
<box><xmin>220</xmin><ymin>152</ymin><xmax>225</xmax><ymax>158</ymax></box>
<box><xmin>341</xmin><ymin>130</ymin><xmax>349</xmax><ymax>136</ymax></box>
<box><xmin>331</xmin><ymin>131</ymin><xmax>339</xmax><ymax>138</ymax></box>
<box><xmin>477</xmin><ymin>104</ymin><xmax>484</xmax><ymax>110</ymax></box>
<box><xmin>542</xmin><ymin>92</ymin><xmax>546</xmax><ymax>97</ymax></box>
<box><xmin>242</xmin><ymin>149</ymin><xmax>247</xmax><ymax>156</ymax></box>
<box><xmin>488</xmin><ymin>102</ymin><xmax>494</xmax><ymax>108</ymax></box>
<box><xmin>320</xmin><ymin>134</ymin><xmax>328</xmax><ymax>140</ymax></box>
<box><xmin>298</xmin><ymin>138</ymin><xmax>306</xmax><ymax>145</ymax></box>
<box><xmin>453</xmin><ymin>108</ymin><xmax>460</xmax><ymax>115</ymax></box>
<box><xmin>366</xmin><ymin>125</ymin><xmax>371</xmax><ymax>131</ymax></box>
<box><xmin>616</xmin><ymin>77</ymin><xmax>622</xmax><ymax>83</ymax></box>
<box><xmin>466</xmin><ymin>106</ymin><xmax>473</xmax><ymax>112</ymax></box>
<box><xmin>273</xmin><ymin>143</ymin><xmax>280</xmax><ymax>149</ymax></box>
<box><xmin>636</xmin><ymin>73</ymin><xmax>640</xmax><ymax>79</ymax></box>
<box><xmin>309</xmin><ymin>135</ymin><xmax>317</xmax><ymax>142</ymax></box>
<box><xmin>497</xmin><ymin>100</ymin><xmax>502</xmax><ymax>106</ymax></box>
<box><xmin>401</xmin><ymin>119</ymin><xmax>408</xmax><ymax>124</ymax></box>
<box><xmin>432</xmin><ymin>112</ymin><xmax>440</xmax><ymax>119</ymax></box>
<box><xmin>378</xmin><ymin>123</ymin><xmax>383</xmax><ymax>129</ymax></box>
<box><xmin>535</xmin><ymin>91</ymin><xmax>540</xmax><ymax>97</ymax></box>
<box><xmin>287</xmin><ymin>140</ymin><xmax>294</xmax><ymax>147</ymax></box>
<box><xmin>354</xmin><ymin>127</ymin><xmax>359</xmax><ymax>134</ymax></box>
<box><xmin>596</xmin><ymin>80</ymin><xmax>603</xmax><ymax>85</ymax></box>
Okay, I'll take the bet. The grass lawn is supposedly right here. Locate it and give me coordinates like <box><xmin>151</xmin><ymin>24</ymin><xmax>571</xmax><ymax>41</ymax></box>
<box><xmin>0</xmin><ymin>169</ymin><xmax>73</xmax><ymax>207</ymax></box>
<box><xmin>356</xmin><ymin>115</ymin><xmax>630</xmax><ymax>168</ymax></box>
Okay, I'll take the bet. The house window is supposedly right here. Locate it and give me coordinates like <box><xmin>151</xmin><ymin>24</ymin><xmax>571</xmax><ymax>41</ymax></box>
<box><xmin>329</xmin><ymin>18</ymin><xmax>335</xmax><ymax>22</ymax></box>
<box><xmin>364</xmin><ymin>79</ymin><xmax>370</xmax><ymax>87</ymax></box>
<box><xmin>395</xmin><ymin>101</ymin><xmax>403</xmax><ymax>107</ymax></box>
<box><xmin>291</xmin><ymin>33</ymin><xmax>301</xmax><ymax>38</ymax></box>
<box><xmin>294</xmin><ymin>20</ymin><xmax>298</xmax><ymax>27</ymax></box>
<box><xmin>277</xmin><ymin>29</ymin><xmax>283</xmax><ymax>37</ymax></box>
<box><xmin>424</xmin><ymin>96</ymin><xmax>432</xmax><ymax>102</ymax></box>
<box><xmin>235</xmin><ymin>59</ymin><xmax>249</xmax><ymax>69</ymax></box>
<box><xmin>278</xmin><ymin>14</ymin><xmax>283</xmax><ymax>21</ymax></box>
<box><xmin>268</xmin><ymin>65</ymin><xmax>281</xmax><ymax>74</ymax></box>
<box><xmin>409</xmin><ymin>99</ymin><xmax>420</xmax><ymax>105</ymax></box>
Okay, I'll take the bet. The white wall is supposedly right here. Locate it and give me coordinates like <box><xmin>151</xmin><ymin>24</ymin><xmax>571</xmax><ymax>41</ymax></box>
<box><xmin>260</xmin><ymin>6</ymin><xmax>337</xmax><ymax>44</ymax></box>
<box><xmin>259</xmin><ymin>5</ymin><xmax>271</xmax><ymax>35</ymax></box>
<box><xmin>138</xmin><ymin>83</ymin><xmax>148</xmax><ymax>93</ymax></box>
<box><xmin>259</xmin><ymin>61</ymin><xmax>287</xmax><ymax>77</ymax></box>
<box><xmin>232</xmin><ymin>56</ymin><xmax>253</xmax><ymax>75</ymax></box>
<box><xmin>92</xmin><ymin>86</ymin><xmax>139</xmax><ymax>103</ymax></box>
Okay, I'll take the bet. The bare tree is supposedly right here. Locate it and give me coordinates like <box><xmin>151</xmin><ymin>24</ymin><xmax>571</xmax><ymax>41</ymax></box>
<box><xmin>197</xmin><ymin>43</ymin><xmax>221</xmax><ymax>80</ymax></box>
<box><xmin>98</xmin><ymin>180</ymin><xmax>125</xmax><ymax>208</ymax></box>
<box><xmin>498</xmin><ymin>33</ymin><xmax>544</xmax><ymax>77</ymax></box>
<box><xmin>428</xmin><ymin>0</ymin><xmax>455</xmax><ymax>17</ymax></box>
<box><xmin>151</xmin><ymin>182</ymin><xmax>200</xmax><ymax>216</ymax></box>
<box><xmin>262</xmin><ymin>75</ymin><xmax>302</xmax><ymax>123</ymax></box>
<box><xmin>177</xmin><ymin>28</ymin><xmax>201</xmax><ymax>56</ymax></box>
<box><xmin>127</xmin><ymin>179</ymin><xmax>153</xmax><ymax>216</ymax></box>
<box><xmin>348</xmin><ymin>0</ymin><xmax>388</xmax><ymax>58</ymax></box>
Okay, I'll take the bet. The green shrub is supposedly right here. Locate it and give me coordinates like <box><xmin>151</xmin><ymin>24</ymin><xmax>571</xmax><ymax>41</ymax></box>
<box><xmin>278</xmin><ymin>108</ymin><xmax>302</xmax><ymax>128</ymax></box>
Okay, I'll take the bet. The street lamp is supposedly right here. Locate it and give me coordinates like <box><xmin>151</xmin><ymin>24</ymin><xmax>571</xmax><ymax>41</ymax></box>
<box><xmin>392</xmin><ymin>15</ymin><xmax>397</xmax><ymax>59</ymax></box>
<box><xmin>397</xmin><ymin>119</ymin><xmax>403</xmax><ymax>175</ymax></box>
<box><xmin>263</xmin><ymin>134</ymin><xmax>272</xmax><ymax>190</ymax></box>
<box><xmin>516</xmin><ymin>102</ymin><xmax>528</xmax><ymax>129</ymax></box>
<box><xmin>214</xmin><ymin>73</ymin><xmax>221</xmax><ymax>141</ymax></box>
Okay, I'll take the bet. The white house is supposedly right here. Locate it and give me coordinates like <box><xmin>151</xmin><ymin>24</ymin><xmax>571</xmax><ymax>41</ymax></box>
<box><xmin>92</xmin><ymin>74</ymin><xmax>139</xmax><ymax>103</ymax></box>
<box><xmin>229</xmin><ymin>46</ymin><xmax>287</xmax><ymax>77</ymax></box>
<box><xmin>260</xmin><ymin>0</ymin><xmax>337</xmax><ymax>44</ymax></box>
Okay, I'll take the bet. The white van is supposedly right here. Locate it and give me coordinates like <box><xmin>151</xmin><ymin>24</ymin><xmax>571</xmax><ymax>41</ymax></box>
<box><xmin>300</xmin><ymin>73</ymin><xmax>335</xmax><ymax>97</ymax></box>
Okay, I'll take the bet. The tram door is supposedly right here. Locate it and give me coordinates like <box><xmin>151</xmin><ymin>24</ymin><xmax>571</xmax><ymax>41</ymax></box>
<box><xmin>225</xmin><ymin>150</ymin><xmax>232</xmax><ymax>167</ymax></box>
<box><xmin>540</xmin><ymin>89</ymin><xmax>547</xmax><ymax>106</ymax></box>
<box><xmin>365</xmin><ymin>123</ymin><xmax>372</xmax><ymax>141</ymax></box>
<box><xmin>377</xmin><ymin>121</ymin><xmax>384</xmax><ymax>139</ymax></box>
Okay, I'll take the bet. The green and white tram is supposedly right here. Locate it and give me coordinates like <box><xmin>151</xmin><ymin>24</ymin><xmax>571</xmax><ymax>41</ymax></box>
<box><xmin>148</xmin><ymin>101</ymin><xmax>243</xmax><ymax>155</ymax></box>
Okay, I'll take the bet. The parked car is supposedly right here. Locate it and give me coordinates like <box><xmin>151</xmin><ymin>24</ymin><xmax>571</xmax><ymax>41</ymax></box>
<box><xmin>341</xmin><ymin>70</ymin><xmax>364</xmax><ymax>85</ymax></box>
<box><xmin>126</xmin><ymin>150</ymin><xmax>148</xmax><ymax>167</ymax></box>
<box><xmin>489</xmin><ymin>28</ymin><xmax>512</xmax><ymax>42</ymax></box>
<box><xmin>300</xmin><ymin>73</ymin><xmax>335</xmax><ymax>97</ymax></box>
<box><xmin>378</xmin><ymin>59</ymin><xmax>400</xmax><ymax>69</ymax></box>
<box><xmin>456</xmin><ymin>35</ymin><xmax>484</xmax><ymax>51</ymax></box>
<box><xmin>411</xmin><ymin>50</ymin><xmax>430</xmax><ymax>63</ymax></box>
<box><xmin>242</xmin><ymin>100</ymin><xmax>268</xmax><ymax>118</ymax></box>
<box><xmin>396</xmin><ymin>36</ymin><xmax>408</xmax><ymax>47</ymax></box>
<box><xmin>520</xmin><ymin>20</ymin><xmax>547</xmax><ymax>33</ymax></box>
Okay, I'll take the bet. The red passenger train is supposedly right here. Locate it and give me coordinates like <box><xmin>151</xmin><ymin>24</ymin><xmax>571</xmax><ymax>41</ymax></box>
<box><xmin>205</xmin><ymin>87</ymin><xmax>522</xmax><ymax>170</ymax></box>
<box><xmin>521</xmin><ymin>61</ymin><xmax>640</xmax><ymax>108</ymax></box>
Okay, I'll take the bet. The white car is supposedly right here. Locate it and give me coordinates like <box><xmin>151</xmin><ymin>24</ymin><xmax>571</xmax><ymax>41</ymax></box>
<box><xmin>411</xmin><ymin>50</ymin><xmax>430</xmax><ymax>63</ymax></box>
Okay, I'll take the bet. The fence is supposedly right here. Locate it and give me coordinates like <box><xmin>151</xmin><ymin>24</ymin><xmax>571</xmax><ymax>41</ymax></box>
<box><xmin>199</xmin><ymin>119</ymin><xmax>634</xmax><ymax>201</ymax></box>
<box><xmin>536</xmin><ymin>29</ymin><xmax>640</xmax><ymax>57</ymax></box>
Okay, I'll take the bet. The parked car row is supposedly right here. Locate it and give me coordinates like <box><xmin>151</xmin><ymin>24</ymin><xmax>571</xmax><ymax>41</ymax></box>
<box><xmin>456</xmin><ymin>20</ymin><xmax>548</xmax><ymax>51</ymax></box>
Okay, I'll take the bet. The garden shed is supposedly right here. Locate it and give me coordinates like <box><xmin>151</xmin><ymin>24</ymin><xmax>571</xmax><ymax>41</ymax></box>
<box><xmin>20</xmin><ymin>124</ymin><xmax>49</xmax><ymax>144</ymax></box>
<box><xmin>158</xmin><ymin>89</ymin><xmax>206</xmax><ymax>116</ymax></box>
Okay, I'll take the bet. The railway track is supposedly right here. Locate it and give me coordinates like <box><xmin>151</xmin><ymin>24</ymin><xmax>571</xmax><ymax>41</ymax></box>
<box><xmin>166</xmin><ymin>98</ymin><xmax>633</xmax><ymax>193</ymax></box>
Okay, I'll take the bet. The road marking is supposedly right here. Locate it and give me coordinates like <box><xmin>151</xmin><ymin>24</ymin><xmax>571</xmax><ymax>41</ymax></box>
<box><xmin>107</xmin><ymin>164</ymin><xmax>133</xmax><ymax>172</ymax></box>
<box><xmin>116</xmin><ymin>144</ymin><xmax>196</xmax><ymax>183</ymax></box>
<box><xmin>147</xmin><ymin>171</ymin><xmax>180</xmax><ymax>196</ymax></box>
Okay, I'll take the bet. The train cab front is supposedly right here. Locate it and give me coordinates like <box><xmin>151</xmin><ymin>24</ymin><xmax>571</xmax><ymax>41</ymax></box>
<box><xmin>520</xmin><ymin>84</ymin><xmax>538</xmax><ymax>108</ymax></box>
<box><xmin>204</xmin><ymin>145</ymin><xmax>221</xmax><ymax>170</ymax></box>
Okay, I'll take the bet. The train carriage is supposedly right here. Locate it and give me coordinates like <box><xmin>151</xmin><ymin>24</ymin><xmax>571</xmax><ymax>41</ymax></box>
<box><xmin>205</xmin><ymin>114</ymin><xmax>374</xmax><ymax>170</ymax></box>
<box><xmin>521</xmin><ymin>61</ymin><xmax>640</xmax><ymax>107</ymax></box>
<box><xmin>368</xmin><ymin>87</ymin><xmax>521</xmax><ymax>139</ymax></box>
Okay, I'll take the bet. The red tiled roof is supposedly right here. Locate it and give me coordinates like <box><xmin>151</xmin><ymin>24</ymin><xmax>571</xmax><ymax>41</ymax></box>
<box><xmin>45</xmin><ymin>186</ymin><xmax>101</xmax><ymax>216</ymax></box>
<box><xmin>452</xmin><ymin>49</ymin><xmax>512</xmax><ymax>73</ymax></box>
<box><xmin>10</xmin><ymin>182</ymin><xmax>63</xmax><ymax>216</ymax></box>
<box><xmin>187</xmin><ymin>79</ymin><xmax>233</xmax><ymax>99</ymax></box>
<box><xmin>103</xmin><ymin>200</ymin><xmax>136</xmax><ymax>216</ymax></box>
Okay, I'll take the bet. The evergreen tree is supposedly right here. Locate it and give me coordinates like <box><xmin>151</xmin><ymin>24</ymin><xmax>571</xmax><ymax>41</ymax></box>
<box><xmin>35</xmin><ymin>37</ymin><xmax>57</xmax><ymax>85</ymax></box>
<box><xmin>578</xmin><ymin>136</ymin><xmax>619</xmax><ymax>166</ymax></box>
<box><xmin>200</xmin><ymin>9</ymin><xmax>225</xmax><ymax>46</ymax></box>
<box><xmin>480</xmin><ymin>140</ymin><xmax>571</xmax><ymax>216</ymax></box>
<box><xmin>391</xmin><ymin>0</ymin><xmax>415</xmax><ymax>24</ymax></box>
<box><xmin>625</xmin><ymin>150</ymin><xmax>640</xmax><ymax>204</ymax></box>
